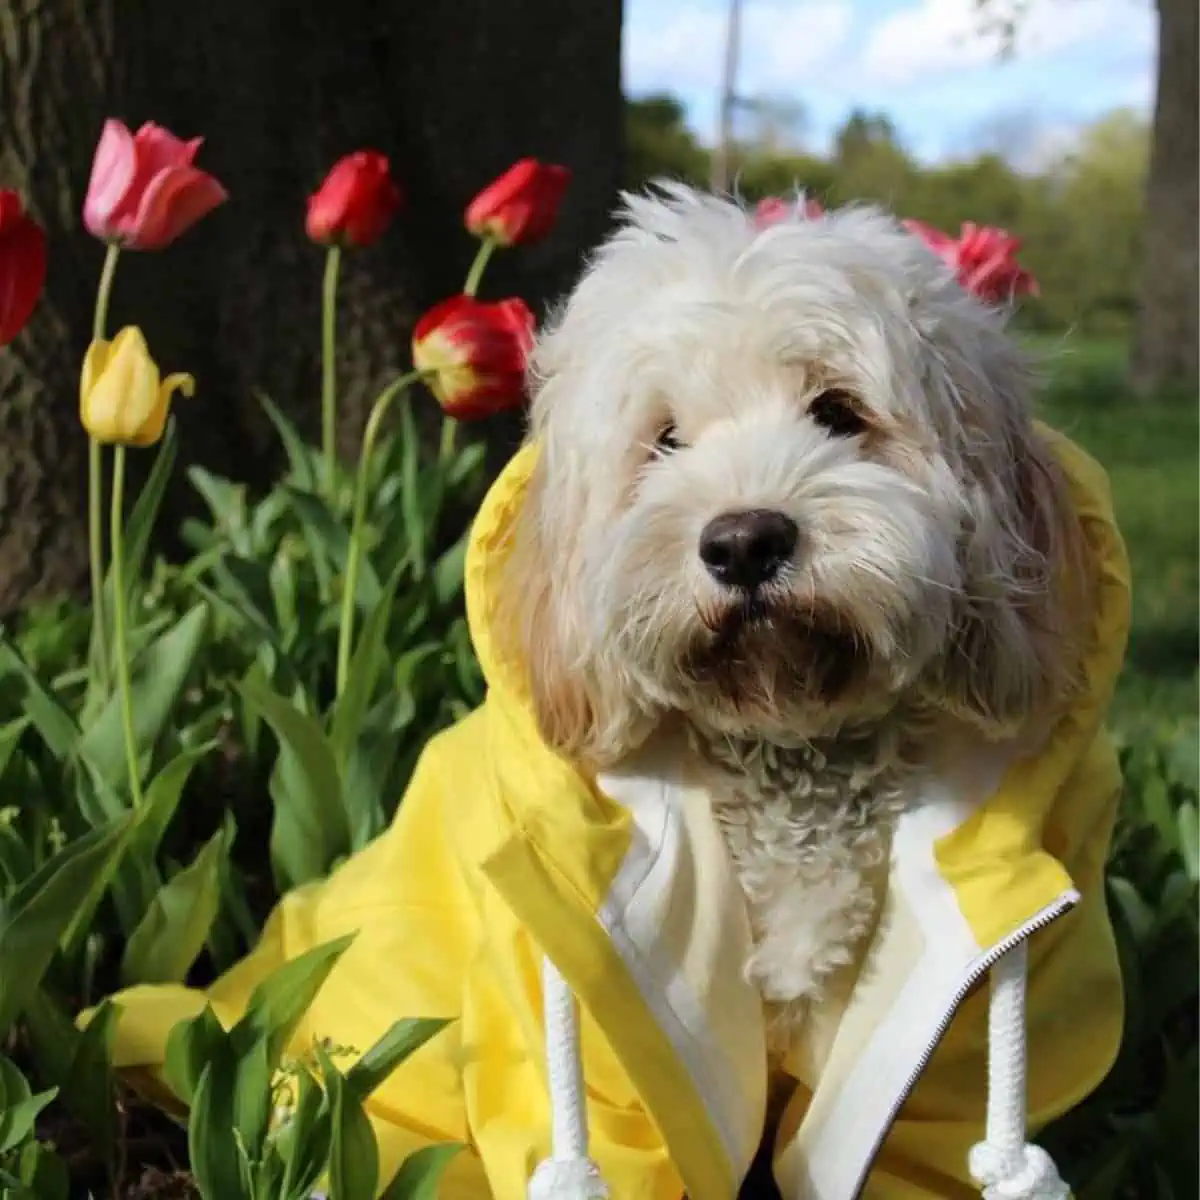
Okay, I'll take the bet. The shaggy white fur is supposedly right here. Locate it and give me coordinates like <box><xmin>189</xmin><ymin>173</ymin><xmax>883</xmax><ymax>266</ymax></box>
<box><xmin>498</xmin><ymin>183</ymin><xmax>1086</xmax><ymax>1039</ymax></box>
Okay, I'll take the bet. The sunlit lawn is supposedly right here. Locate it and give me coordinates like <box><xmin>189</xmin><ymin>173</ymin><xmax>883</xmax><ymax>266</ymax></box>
<box><xmin>1028</xmin><ymin>333</ymin><xmax>1198</xmax><ymax>736</ymax></box>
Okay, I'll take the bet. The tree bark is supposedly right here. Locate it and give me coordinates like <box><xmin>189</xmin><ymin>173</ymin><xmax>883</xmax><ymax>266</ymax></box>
<box><xmin>1130</xmin><ymin>0</ymin><xmax>1198</xmax><ymax>395</ymax></box>
<box><xmin>0</xmin><ymin>0</ymin><xmax>623</xmax><ymax>615</ymax></box>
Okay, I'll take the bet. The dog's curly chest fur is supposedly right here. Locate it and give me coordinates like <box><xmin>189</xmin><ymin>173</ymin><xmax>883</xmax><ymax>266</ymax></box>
<box><xmin>686</xmin><ymin>724</ymin><xmax>913</xmax><ymax>1036</ymax></box>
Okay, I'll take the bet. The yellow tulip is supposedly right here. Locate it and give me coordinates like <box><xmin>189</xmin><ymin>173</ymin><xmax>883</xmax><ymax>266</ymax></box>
<box><xmin>80</xmin><ymin>325</ymin><xmax>194</xmax><ymax>446</ymax></box>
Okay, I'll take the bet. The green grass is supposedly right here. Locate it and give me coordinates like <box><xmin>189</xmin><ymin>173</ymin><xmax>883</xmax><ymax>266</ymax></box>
<box><xmin>1027</xmin><ymin>334</ymin><xmax>1198</xmax><ymax>737</ymax></box>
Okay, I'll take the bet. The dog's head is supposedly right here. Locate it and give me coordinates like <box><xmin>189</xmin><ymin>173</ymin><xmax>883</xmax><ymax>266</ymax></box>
<box><xmin>500</xmin><ymin>185</ymin><xmax>1086</xmax><ymax>767</ymax></box>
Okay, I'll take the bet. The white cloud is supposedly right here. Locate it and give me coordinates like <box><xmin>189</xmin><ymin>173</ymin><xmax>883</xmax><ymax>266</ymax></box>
<box><xmin>622</xmin><ymin>0</ymin><xmax>1156</xmax><ymax>164</ymax></box>
<box><xmin>624</xmin><ymin>0</ymin><xmax>854</xmax><ymax>107</ymax></box>
<box><xmin>860</xmin><ymin>0</ymin><xmax>1154</xmax><ymax>87</ymax></box>
<box><xmin>740</xmin><ymin>2</ymin><xmax>856</xmax><ymax>90</ymax></box>
<box><xmin>949</xmin><ymin>108</ymin><xmax>1096</xmax><ymax>171</ymax></box>
<box><xmin>623</xmin><ymin>4</ymin><xmax>724</xmax><ymax>96</ymax></box>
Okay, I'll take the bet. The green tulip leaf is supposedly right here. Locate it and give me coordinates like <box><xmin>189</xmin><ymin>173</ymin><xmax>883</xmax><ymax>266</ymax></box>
<box><xmin>329</xmin><ymin>560</ymin><xmax>407</xmax><ymax>768</ymax></box>
<box><xmin>231</xmin><ymin>933</ymin><xmax>356</xmax><ymax>1068</ymax></box>
<box><xmin>239</xmin><ymin>679</ymin><xmax>349</xmax><ymax>890</ymax></box>
<box><xmin>77</xmin><ymin>604</ymin><xmax>210</xmax><ymax>792</ymax></box>
<box><xmin>164</xmin><ymin>1003</ymin><xmax>230</xmax><ymax>1107</ymax></box>
<box><xmin>346</xmin><ymin>1018</ymin><xmax>454</xmax><ymax>1103</ymax></box>
<box><xmin>1176</xmin><ymin>801</ymin><xmax>1198</xmax><ymax>882</ymax></box>
<box><xmin>26</xmin><ymin>993</ymin><xmax>118</xmax><ymax>1156</ymax></box>
<box><xmin>275</xmin><ymin>1067</ymin><xmax>331</xmax><ymax>1200</ymax></box>
<box><xmin>318</xmin><ymin>1045</ymin><xmax>378</xmax><ymax>1200</ymax></box>
<box><xmin>283</xmin><ymin>486</ymin><xmax>383</xmax><ymax>607</ymax></box>
<box><xmin>189</xmin><ymin>1062</ymin><xmax>250</xmax><ymax>1200</ymax></box>
<box><xmin>0</xmin><ymin>639</ymin><xmax>80</xmax><ymax>761</ymax></box>
<box><xmin>0</xmin><ymin>717</ymin><xmax>28</xmax><ymax>782</ymax></box>
<box><xmin>15</xmin><ymin>1139</ymin><xmax>70</xmax><ymax>1200</ymax></box>
<box><xmin>0</xmin><ymin>816</ymin><xmax>131</xmax><ymax>1033</ymax></box>
<box><xmin>381</xmin><ymin>1143</ymin><xmax>466</xmax><ymax>1200</ymax></box>
<box><xmin>232</xmin><ymin>1033</ymin><xmax>274</xmax><ymax>1165</ymax></box>
<box><xmin>120</xmin><ymin>822</ymin><xmax>229</xmax><ymax>986</ymax></box>
<box><xmin>256</xmin><ymin>390</ymin><xmax>318</xmax><ymax>492</ymax></box>
<box><xmin>189</xmin><ymin>466</ymin><xmax>252</xmax><ymax>555</ymax></box>
<box><xmin>87</xmin><ymin>422</ymin><xmax>179</xmax><ymax>685</ymax></box>
<box><xmin>0</xmin><ymin>1057</ymin><xmax>56</xmax><ymax>1156</ymax></box>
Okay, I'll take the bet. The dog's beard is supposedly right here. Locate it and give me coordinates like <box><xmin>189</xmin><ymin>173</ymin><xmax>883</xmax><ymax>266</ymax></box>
<box><xmin>676</xmin><ymin>593</ymin><xmax>875</xmax><ymax>739</ymax></box>
<box><xmin>590</xmin><ymin>450</ymin><xmax>962</xmax><ymax>747</ymax></box>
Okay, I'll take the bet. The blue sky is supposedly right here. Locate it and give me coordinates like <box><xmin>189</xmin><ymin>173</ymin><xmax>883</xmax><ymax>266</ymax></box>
<box><xmin>623</xmin><ymin>0</ymin><xmax>1155</xmax><ymax>164</ymax></box>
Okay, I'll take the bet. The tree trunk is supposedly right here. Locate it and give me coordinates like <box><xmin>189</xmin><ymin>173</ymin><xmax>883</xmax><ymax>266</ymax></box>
<box><xmin>1130</xmin><ymin>0</ymin><xmax>1198</xmax><ymax>395</ymax></box>
<box><xmin>0</xmin><ymin>0</ymin><xmax>623</xmax><ymax>615</ymax></box>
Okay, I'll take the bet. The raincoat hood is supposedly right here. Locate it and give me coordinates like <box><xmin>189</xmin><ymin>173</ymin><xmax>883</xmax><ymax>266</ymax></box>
<box><xmin>105</xmin><ymin>425</ymin><xmax>1130</xmax><ymax>1200</ymax></box>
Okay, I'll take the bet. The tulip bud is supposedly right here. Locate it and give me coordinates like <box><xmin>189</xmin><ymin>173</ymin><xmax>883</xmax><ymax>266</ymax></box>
<box><xmin>412</xmin><ymin>295</ymin><xmax>534</xmax><ymax>420</ymax></box>
<box><xmin>80</xmin><ymin>326</ymin><xmax>194</xmax><ymax>446</ymax></box>
<box><xmin>306</xmin><ymin>152</ymin><xmax>402</xmax><ymax>248</ymax></box>
<box><xmin>903</xmin><ymin>219</ymin><xmax>1038</xmax><ymax>303</ymax></box>
<box><xmin>754</xmin><ymin>195</ymin><xmax>824</xmax><ymax>227</ymax></box>
<box><xmin>83</xmin><ymin>119</ymin><xmax>227</xmax><ymax>250</ymax></box>
<box><xmin>0</xmin><ymin>190</ymin><xmax>48</xmax><ymax>346</ymax></box>
<box><xmin>465</xmin><ymin>159</ymin><xmax>571</xmax><ymax>248</ymax></box>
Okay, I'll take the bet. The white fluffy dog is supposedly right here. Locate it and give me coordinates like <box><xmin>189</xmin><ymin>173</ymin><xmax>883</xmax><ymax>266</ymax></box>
<box><xmin>499</xmin><ymin>184</ymin><xmax>1087</xmax><ymax>1043</ymax></box>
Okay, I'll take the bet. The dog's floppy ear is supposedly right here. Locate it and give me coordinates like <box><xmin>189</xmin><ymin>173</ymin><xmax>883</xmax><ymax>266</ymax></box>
<box><xmin>921</xmin><ymin>316</ymin><xmax>1090</xmax><ymax>735</ymax></box>
<box><xmin>493</xmin><ymin>232</ymin><xmax>662</xmax><ymax>768</ymax></box>
<box><xmin>495</xmin><ymin>431</ymin><xmax>649</xmax><ymax>769</ymax></box>
<box><xmin>497</xmin><ymin>456</ymin><xmax>597</xmax><ymax>758</ymax></box>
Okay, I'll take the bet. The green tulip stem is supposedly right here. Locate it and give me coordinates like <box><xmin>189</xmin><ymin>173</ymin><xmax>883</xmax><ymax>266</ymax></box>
<box><xmin>463</xmin><ymin>237</ymin><xmax>497</xmax><ymax>298</ymax></box>
<box><xmin>89</xmin><ymin>241</ymin><xmax>122</xmax><ymax>689</ymax></box>
<box><xmin>110</xmin><ymin>445</ymin><xmax>144</xmax><ymax>809</ymax></box>
<box><xmin>321</xmin><ymin>244</ymin><xmax>343</xmax><ymax>499</ymax></box>
<box><xmin>439</xmin><ymin>417</ymin><xmax>459</xmax><ymax>467</ymax></box>
<box><xmin>336</xmin><ymin>368</ymin><xmax>425</xmax><ymax>697</ymax></box>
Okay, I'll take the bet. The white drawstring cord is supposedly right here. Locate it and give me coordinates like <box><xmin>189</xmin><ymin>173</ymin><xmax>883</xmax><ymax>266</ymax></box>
<box><xmin>968</xmin><ymin>942</ymin><xmax>1070</xmax><ymax>1200</ymax></box>
<box><xmin>527</xmin><ymin>956</ymin><xmax>609</xmax><ymax>1199</ymax></box>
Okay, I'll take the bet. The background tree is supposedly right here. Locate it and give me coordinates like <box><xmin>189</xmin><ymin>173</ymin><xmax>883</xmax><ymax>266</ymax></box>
<box><xmin>976</xmin><ymin>0</ymin><xmax>1197</xmax><ymax>393</ymax></box>
<box><xmin>0</xmin><ymin>0</ymin><xmax>624</xmax><ymax>615</ymax></box>
<box><xmin>829</xmin><ymin>110</ymin><xmax>918</xmax><ymax>207</ymax></box>
<box><xmin>739</xmin><ymin>96</ymin><xmax>809</xmax><ymax>156</ymax></box>
<box><xmin>625</xmin><ymin>94</ymin><xmax>709</xmax><ymax>191</ymax></box>
<box><xmin>1129</xmin><ymin>0</ymin><xmax>1197</xmax><ymax>394</ymax></box>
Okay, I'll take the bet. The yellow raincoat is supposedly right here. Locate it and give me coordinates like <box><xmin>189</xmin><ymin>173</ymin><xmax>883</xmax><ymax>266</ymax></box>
<box><xmin>106</xmin><ymin>425</ymin><xmax>1130</xmax><ymax>1199</ymax></box>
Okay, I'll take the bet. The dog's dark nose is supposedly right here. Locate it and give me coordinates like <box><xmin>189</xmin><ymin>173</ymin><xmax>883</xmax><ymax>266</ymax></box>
<box><xmin>699</xmin><ymin>509</ymin><xmax>798</xmax><ymax>589</ymax></box>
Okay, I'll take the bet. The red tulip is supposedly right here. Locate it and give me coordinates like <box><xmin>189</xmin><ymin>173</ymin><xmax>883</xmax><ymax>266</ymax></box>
<box><xmin>411</xmin><ymin>295</ymin><xmax>535</xmax><ymax>420</ymax></box>
<box><xmin>754</xmin><ymin>195</ymin><xmax>824</xmax><ymax>227</ymax></box>
<box><xmin>306</xmin><ymin>151</ymin><xmax>402</xmax><ymax>248</ymax></box>
<box><xmin>903</xmin><ymin>219</ymin><xmax>1038</xmax><ymax>303</ymax></box>
<box><xmin>0</xmin><ymin>190</ymin><xmax>47</xmax><ymax>346</ymax></box>
<box><xmin>83</xmin><ymin>119</ymin><xmax>227</xmax><ymax>250</ymax></box>
<box><xmin>466</xmin><ymin>159</ymin><xmax>571</xmax><ymax>247</ymax></box>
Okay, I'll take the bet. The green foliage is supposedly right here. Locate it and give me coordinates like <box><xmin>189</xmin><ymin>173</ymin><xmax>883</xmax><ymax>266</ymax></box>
<box><xmin>175</xmin><ymin>393</ymin><xmax>486</xmax><ymax>893</ymax></box>
<box><xmin>163</xmin><ymin>937</ymin><xmax>457</xmax><ymax>1200</ymax></box>
<box><xmin>1031</xmin><ymin>335</ymin><xmax>1199</xmax><ymax>737</ymax></box>
<box><xmin>0</xmin><ymin>381</ymin><xmax>485</xmax><ymax>1195</ymax></box>
<box><xmin>1029</xmin><ymin>339</ymin><xmax>1198</xmax><ymax>1199</ymax></box>
<box><xmin>1041</xmin><ymin>724</ymin><xmax>1198</xmax><ymax>1199</ymax></box>
<box><xmin>0</xmin><ymin>815</ymin><xmax>133</xmax><ymax>1030</ymax></box>
<box><xmin>0</xmin><ymin>1057</ymin><xmax>65</xmax><ymax>1200</ymax></box>
<box><xmin>625</xmin><ymin>93</ymin><xmax>710</xmax><ymax>190</ymax></box>
<box><xmin>0</xmin><ymin>818</ymin><xmax>133</xmax><ymax>1197</ymax></box>
<box><xmin>625</xmin><ymin>96</ymin><xmax>1152</xmax><ymax>339</ymax></box>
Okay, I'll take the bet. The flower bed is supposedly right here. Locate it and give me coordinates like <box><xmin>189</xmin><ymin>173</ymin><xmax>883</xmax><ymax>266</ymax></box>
<box><xmin>0</xmin><ymin>124</ymin><xmax>1194</xmax><ymax>1198</ymax></box>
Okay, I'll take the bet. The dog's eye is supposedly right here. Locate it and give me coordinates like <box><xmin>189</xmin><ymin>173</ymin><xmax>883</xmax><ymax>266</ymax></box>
<box><xmin>655</xmin><ymin>423</ymin><xmax>684</xmax><ymax>454</ymax></box>
<box><xmin>809</xmin><ymin>390</ymin><xmax>867</xmax><ymax>438</ymax></box>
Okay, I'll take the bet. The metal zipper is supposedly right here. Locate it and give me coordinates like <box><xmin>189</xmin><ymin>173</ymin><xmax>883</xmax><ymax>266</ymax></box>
<box><xmin>847</xmin><ymin>890</ymin><xmax>1080</xmax><ymax>1200</ymax></box>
